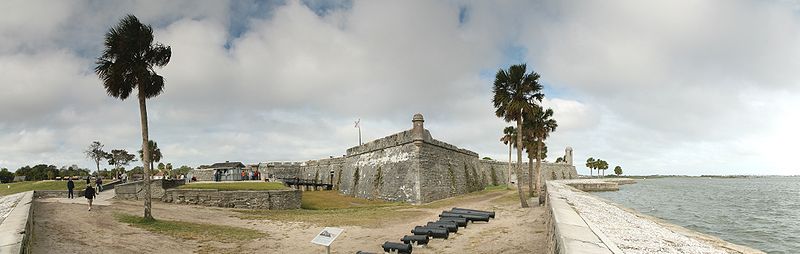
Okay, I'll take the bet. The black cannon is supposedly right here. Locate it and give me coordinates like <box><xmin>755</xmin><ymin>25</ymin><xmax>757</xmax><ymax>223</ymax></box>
<box><xmin>446</xmin><ymin>210</ymin><xmax>494</xmax><ymax>221</ymax></box>
<box><xmin>437</xmin><ymin>216</ymin><xmax>468</xmax><ymax>227</ymax></box>
<box><xmin>451</xmin><ymin>207</ymin><xmax>496</xmax><ymax>218</ymax></box>
<box><xmin>401</xmin><ymin>235</ymin><xmax>430</xmax><ymax>245</ymax></box>
<box><xmin>411</xmin><ymin>226</ymin><xmax>449</xmax><ymax>239</ymax></box>
<box><xmin>355</xmin><ymin>251</ymin><xmax>377</xmax><ymax>254</ymax></box>
<box><xmin>382</xmin><ymin>241</ymin><xmax>413</xmax><ymax>254</ymax></box>
<box><xmin>440</xmin><ymin>211</ymin><xmax>491</xmax><ymax>222</ymax></box>
<box><xmin>426</xmin><ymin>221</ymin><xmax>458</xmax><ymax>233</ymax></box>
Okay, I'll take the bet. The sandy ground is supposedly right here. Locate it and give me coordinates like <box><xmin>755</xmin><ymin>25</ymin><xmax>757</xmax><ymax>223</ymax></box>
<box><xmin>31</xmin><ymin>190</ymin><xmax>546</xmax><ymax>254</ymax></box>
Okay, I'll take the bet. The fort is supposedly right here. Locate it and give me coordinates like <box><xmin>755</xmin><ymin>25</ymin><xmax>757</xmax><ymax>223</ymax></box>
<box><xmin>256</xmin><ymin>114</ymin><xmax>578</xmax><ymax>204</ymax></box>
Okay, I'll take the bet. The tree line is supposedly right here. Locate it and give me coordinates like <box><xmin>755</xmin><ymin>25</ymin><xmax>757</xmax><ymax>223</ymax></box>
<box><xmin>585</xmin><ymin>157</ymin><xmax>623</xmax><ymax>177</ymax></box>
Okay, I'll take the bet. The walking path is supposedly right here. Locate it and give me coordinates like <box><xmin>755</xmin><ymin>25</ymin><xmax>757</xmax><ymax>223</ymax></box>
<box><xmin>37</xmin><ymin>189</ymin><xmax>116</xmax><ymax>206</ymax></box>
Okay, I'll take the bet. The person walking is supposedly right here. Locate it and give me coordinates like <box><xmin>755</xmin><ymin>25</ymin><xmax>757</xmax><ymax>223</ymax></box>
<box><xmin>85</xmin><ymin>175</ymin><xmax>91</xmax><ymax>185</ymax></box>
<box><xmin>85</xmin><ymin>184</ymin><xmax>97</xmax><ymax>211</ymax></box>
<box><xmin>95</xmin><ymin>177</ymin><xmax>103</xmax><ymax>192</ymax></box>
<box><xmin>67</xmin><ymin>177</ymin><xmax>75</xmax><ymax>199</ymax></box>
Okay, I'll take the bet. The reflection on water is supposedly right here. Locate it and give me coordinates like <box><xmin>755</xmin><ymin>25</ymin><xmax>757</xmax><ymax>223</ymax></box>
<box><xmin>594</xmin><ymin>177</ymin><xmax>800</xmax><ymax>254</ymax></box>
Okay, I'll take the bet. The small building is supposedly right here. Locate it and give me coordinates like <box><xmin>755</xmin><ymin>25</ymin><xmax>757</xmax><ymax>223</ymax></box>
<box><xmin>189</xmin><ymin>161</ymin><xmax>246</xmax><ymax>181</ymax></box>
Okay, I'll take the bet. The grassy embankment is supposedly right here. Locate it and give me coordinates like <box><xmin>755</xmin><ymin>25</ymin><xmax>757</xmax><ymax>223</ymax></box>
<box><xmin>235</xmin><ymin>184</ymin><xmax>513</xmax><ymax>227</ymax></box>
<box><xmin>1</xmin><ymin>180</ymin><xmax>89</xmax><ymax>196</ymax></box>
<box><xmin>177</xmin><ymin>182</ymin><xmax>287</xmax><ymax>191</ymax></box>
<box><xmin>115</xmin><ymin>213</ymin><xmax>264</xmax><ymax>244</ymax></box>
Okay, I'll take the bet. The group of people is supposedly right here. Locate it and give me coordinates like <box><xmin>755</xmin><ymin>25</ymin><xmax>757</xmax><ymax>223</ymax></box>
<box><xmin>240</xmin><ymin>170</ymin><xmax>261</xmax><ymax>180</ymax></box>
<box><xmin>65</xmin><ymin>177</ymin><xmax>101</xmax><ymax>211</ymax></box>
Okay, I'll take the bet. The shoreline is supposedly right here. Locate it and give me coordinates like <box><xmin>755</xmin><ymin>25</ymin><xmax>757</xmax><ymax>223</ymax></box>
<box><xmin>545</xmin><ymin>178</ymin><xmax>764</xmax><ymax>254</ymax></box>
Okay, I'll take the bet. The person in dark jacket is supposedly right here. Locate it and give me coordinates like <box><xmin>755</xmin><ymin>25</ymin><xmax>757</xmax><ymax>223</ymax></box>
<box><xmin>84</xmin><ymin>184</ymin><xmax>97</xmax><ymax>211</ymax></box>
<box><xmin>95</xmin><ymin>177</ymin><xmax>103</xmax><ymax>192</ymax></box>
<box><xmin>67</xmin><ymin>178</ymin><xmax>75</xmax><ymax>199</ymax></box>
<box><xmin>86</xmin><ymin>176</ymin><xmax>91</xmax><ymax>185</ymax></box>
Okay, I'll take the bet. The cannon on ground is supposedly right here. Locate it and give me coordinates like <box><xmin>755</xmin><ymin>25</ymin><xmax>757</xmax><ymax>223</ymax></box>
<box><xmin>437</xmin><ymin>216</ymin><xmax>468</xmax><ymax>227</ymax></box>
<box><xmin>401</xmin><ymin>235</ymin><xmax>430</xmax><ymax>245</ymax></box>
<box><xmin>426</xmin><ymin>221</ymin><xmax>458</xmax><ymax>233</ymax></box>
<box><xmin>451</xmin><ymin>207</ymin><xmax>495</xmax><ymax>218</ymax></box>
<box><xmin>382</xmin><ymin>241</ymin><xmax>413</xmax><ymax>254</ymax></box>
<box><xmin>355</xmin><ymin>251</ymin><xmax>377</xmax><ymax>254</ymax></box>
<box><xmin>440</xmin><ymin>211</ymin><xmax>491</xmax><ymax>222</ymax></box>
<box><xmin>411</xmin><ymin>226</ymin><xmax>449</xmax><ymax>239</ymax></box>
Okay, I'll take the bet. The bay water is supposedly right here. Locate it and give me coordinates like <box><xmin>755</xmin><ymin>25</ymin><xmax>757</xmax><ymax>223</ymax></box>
<box><xmin>593</xmin><ymin>177</ymin><xmax>800</xmax><ymax>254</ymax></box>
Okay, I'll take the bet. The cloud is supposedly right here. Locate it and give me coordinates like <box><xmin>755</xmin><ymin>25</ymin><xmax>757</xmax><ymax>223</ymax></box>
<box><xmin>0</xmin><ymin>0</ymin><xmax>798</xmax><ymax>176</ymax></box>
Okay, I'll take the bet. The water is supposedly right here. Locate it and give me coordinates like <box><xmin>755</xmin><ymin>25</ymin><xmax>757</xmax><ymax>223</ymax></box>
<box><xmin>593</xmin><ymin>177</ymin><xmax>800</xmax><ymax>254</ymax></box>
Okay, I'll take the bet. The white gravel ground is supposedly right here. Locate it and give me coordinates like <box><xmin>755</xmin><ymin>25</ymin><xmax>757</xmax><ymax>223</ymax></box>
<box><xmin>0</xmin><ymin>192</ymin><xmax>25</xmax><ymax>224</ymax></box>
<box><xmin>556</xmin><ymin>182</ymin><xmax>731</xmax><ymax>254</ymax></box>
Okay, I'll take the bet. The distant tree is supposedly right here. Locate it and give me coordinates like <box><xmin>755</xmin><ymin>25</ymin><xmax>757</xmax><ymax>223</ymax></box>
<box><xmin>138</xmin><ymin>140</ymin><xmax>162</xmax><ymax>171</ymax></box>
<box><xmin>493</xmin><ymin>63</ymin><xmax>543</xmax><ymax>208</ymax></box>
<box><xmin>15</xmin><ymin>164</ymin><xmax>58</xmax><ymax>181</ymax></box>
<box><xmin>586</xmin><ymin>157</ymin><xmax>595</xmax><ymax>177</ymax></box>
<box><xmin>0</xmin><ymin>168</ymin><xmax>14</xmax><ymax>183</ymax></box>
<box><xmin>107</xmin><ymin>149</ymin><xmax>137</xmax><ymax>173</ymax></box>
<box><xmin>174</xmin><ymin>165</ymin><xmax>192</xmax><ymax>176</ymax></box>
<box><xmin>96</xmin><ymin>14</ymin><xmax>171</xmax><ymax>220</ymax></box>
<box><xmin>555</xmin><ymin>156</ymin><xmax>565</xmax><ymax>163</ymax></box>
<box><xmin>84</xmin><ymin>141</ymin><xmax>108</xmax><ymax>175</ymax></box>
<box><xmin>500</xmin><ymin>126</ymin><xmax>517</xmax><ymax>188</ymax></box>
<box><xmin>614</xmin><ymin>166</ymin><xmax>623</xmax><ymax>176</ymax></box>
<box><xmin>597</xmin><ymin>160</ymin><xmax>609</xmax><ymax>177</ymax></box>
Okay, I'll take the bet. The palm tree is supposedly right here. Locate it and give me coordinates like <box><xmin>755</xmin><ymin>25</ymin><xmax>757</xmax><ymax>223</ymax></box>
<box><xmin>530</xmin><ymin>107</ymin><xmax>557</xmax><ymax>196</ymax></box>
<box><xmin>493</xmin><ymin>63</ymin><xmax>543</xmax><ymax>208</ymax></box>
<box><xmin>95</xmin><ymin>14</ymin><xmax>171</xmax><ymax>220</ymax></box>
<box><xmin>598</xmin><ymin>160</ymin><xmax>609</xmax><ymax>177</ymax></box>
<box><xmin>138</xmin><ymin>140</ymin><xmax>162</xmax><ymax>170</ymax></box>
<box><xmin>614</xmin><ymin>165</ymin><xmax>623</xmax><ymax>176</ymax></box>
<box><xmin>500</xmin><ymin>126</ymin><xmax>516</xmax><ymax>188</ymax></box>
<box><xmin>586</xmin><ymin>157</ymin><xmax>595</xmax><ymax>177</ymax></box>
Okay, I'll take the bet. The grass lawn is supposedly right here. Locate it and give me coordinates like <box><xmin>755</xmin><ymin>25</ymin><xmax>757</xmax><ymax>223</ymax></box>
<box><xmin>177</xmin><ymin>182</ymin><xmax>287</xmax><ymax>191</ymax></box>
<box><xmin>115</xmin><ymin>213</ymin><xmax>265</xmax><ymax>242</ymax></box>
<box><xmin>1</xmin><ymin>180</ymin><xmax>89</xmax><ymax>196</ymax></box>
<box><xmin>235</xmin><ymin>187</ymin><xmax>514</xmax><ymax>228</ymax></box>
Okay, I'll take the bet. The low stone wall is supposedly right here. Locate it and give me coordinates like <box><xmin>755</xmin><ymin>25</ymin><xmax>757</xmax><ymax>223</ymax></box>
<box><xmin>161</xmin><ymin>189</ymin><xmax>301</xmax><ymax>210</ymax></box>
<box><xmin>33</xmin><ymin>180</ymin><xmax>122</xmax><ymax>199</ymax></box>
<box><xmin>0</xmin><ymin>191</ymin><xmax>35</xmax><ymax>254</ymax></box>
<box><xmin>115</xmin><ymin>179</ymin><xmax>185</xmax><ymax>200</ymax></box>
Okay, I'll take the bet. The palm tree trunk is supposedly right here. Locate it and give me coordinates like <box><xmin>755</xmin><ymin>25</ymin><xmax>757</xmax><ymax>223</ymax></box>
<box><xmin>515</xmin><ymin>116</ymin><xmax>529</xmax><ymax>208</ymax></box>
<box><xmin>95</xmin><ymin>160</ymin><xmax>100</xmax><ymax>176</ymax></box>
<box><xmin>507</xmin><ymin>143</ymin><xmax>512</xmax><ymax>190</ymax></box>
<box><xmin>535</xmin><ymin>137</ymin><xmax>543</xmax><ymax>197</ymax></box>
<box><xmin>138</xmin><ymin>94</ymin><xmax>153</xmax><ymax>220</ymax></box>
<box><xmin>527</xmin><ymin>154</ymin><xmax>533</xmax><ymax>197</ymax></box>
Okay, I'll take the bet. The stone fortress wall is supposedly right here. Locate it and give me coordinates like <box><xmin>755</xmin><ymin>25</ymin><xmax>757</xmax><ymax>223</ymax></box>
<box><xmin>265</xmin><ymin>114</ymin><xmax>578</xmax><ymax>204</ymax></box>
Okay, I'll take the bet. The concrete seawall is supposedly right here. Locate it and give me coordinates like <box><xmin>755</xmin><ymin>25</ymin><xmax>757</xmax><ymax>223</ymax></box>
<box><xmin>0</xmin><ymin>191</ymin><xmax>35</xmax><ymax>254</ymax></box>
<box><xmin>545</xmin><ymin>179</ymin><xmax>763</xmax><ymax>254</ymax></box>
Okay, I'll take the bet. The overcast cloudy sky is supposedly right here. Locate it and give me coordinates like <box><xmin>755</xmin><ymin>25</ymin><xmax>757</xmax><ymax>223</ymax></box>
<box><xmin>1</xmin><ymin>0</ymin><xmax>799</xmax><ymax>175</ymax></box>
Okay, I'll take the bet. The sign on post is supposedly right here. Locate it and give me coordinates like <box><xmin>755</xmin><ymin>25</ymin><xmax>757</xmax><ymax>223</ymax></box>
<box><xmin>311</xmin><ymin>227</ymin><xmax>344</xmax><ymax>254</ymax></box>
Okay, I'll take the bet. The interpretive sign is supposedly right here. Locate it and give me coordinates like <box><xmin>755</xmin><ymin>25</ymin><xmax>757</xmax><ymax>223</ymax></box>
<box><xmin>311</xmin><ymin>227</ymin><xmax>344</xmax><ymax>247</ymax></box>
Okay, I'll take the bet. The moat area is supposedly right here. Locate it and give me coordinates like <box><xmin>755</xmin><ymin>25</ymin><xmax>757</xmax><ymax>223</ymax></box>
<box><xmin>594</xmin><ymin>177</ymin><xmax>800</xmax><ymax>254</ymax></box>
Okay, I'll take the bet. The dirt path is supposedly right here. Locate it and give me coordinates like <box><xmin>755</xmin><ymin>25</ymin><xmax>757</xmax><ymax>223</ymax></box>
<box><xmin>31</xmin><ymin>190</ymin><xmax>547</xmax><ymax>253</ymax></box>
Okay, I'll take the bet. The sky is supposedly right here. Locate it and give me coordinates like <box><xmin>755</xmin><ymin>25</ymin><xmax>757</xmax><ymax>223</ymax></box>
<box><xmin>1</xmin><ymin>0</ymin><xmax>799</xmax><ymax>176</ymax></box>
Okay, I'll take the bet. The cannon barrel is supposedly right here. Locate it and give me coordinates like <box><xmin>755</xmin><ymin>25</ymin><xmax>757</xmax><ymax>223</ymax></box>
<box><xmin>451</xmin><ymin>207</ymin><xmax>495</xmax><ymax>218</ymax></box>
<box><xmin>437</xmin><ymin>217</ymin><xmax>468</xmax><ymax>227</ymax></box>
<box><xmin>426</xmin><ymin>221</ymin><xmax>458</xmax><ymax>233</ymax></box>
<box><xmin>382</xmin><ymin>241</ymin><xmax>413</xmax><ymax>254</ymax></box>
<box><xmin>446</xmin><ymin>210</ymin><xmax>494</xmax><ymax>220</ymax></box>
<box><xmin>440</xmin><ymin>211</ymin><xmax>491</xmax><ymax>222</ymax></box>
<box><xmin>356</xmin><ymin>251</ymin><xmax>377</xmax><ymax>254</ymax></box>
<box><xmin>411</xmin><ymin>226</ymin><xmax>449</xmax><ymax>239</ymax></box>
<box><xmin>401</xmin><ymin>235</ymin><xmax>430</xmax><ymax>245</ymax></box>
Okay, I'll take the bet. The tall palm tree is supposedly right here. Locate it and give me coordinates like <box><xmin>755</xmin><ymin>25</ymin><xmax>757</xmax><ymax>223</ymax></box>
<box><xmin>138</xmin><ymin>140</ymin><xmax>162</xmax><ymax>170</ymax></box>
<box><xmin>95</xmin><ymin>14</ymin><xmax>171</xmax><ymax>220</ymax></box>
<box><xmin>493</xmin><ymin>63</ymin><xmax>543</xmax><ymax>208</ymax></box>
<box><xmin>530</xmin><ymin>107</ymin><xmax>557</xmax><ymax>196</ymax></box>
<box><xmin>586</xmin><ymin>157</ymin><xmax>595</xmax><ymax>177</ymax></box>
<box><xmin>500</xmin><ymin>126</ymin><xmax>516</xmax><ymax>188</ymax></box>
<box><xmin>598</xmin><ymin>160</ymin><xmax>609</xmax><ymax>177</ymax></box>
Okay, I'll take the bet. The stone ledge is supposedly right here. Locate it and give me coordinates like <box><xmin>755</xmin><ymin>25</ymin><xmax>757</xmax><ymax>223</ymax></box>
<box><xmin>0</xmin><ymin>191</ymin><xmax>35</xmax><ymax>254</ymax></box>
<box><xmin>162</xmin><ymin>189</ymin><xmax>301</xmax><ymax>210</ymax></box>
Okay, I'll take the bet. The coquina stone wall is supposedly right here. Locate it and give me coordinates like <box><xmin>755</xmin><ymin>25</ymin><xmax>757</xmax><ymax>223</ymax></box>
<box><xmin>264</xmin><ymin>114</ymin><xmax>578</xmax><ymax>204</ymax></box>
<box><xmin>115</xmin><ymin>179</ymin><xmax>185</xmax><ymax>200</ymax></box>
<box><xmin>477</xmin><ymin>160</ymin><xmax>577</xmax><ymax>186</ymax></box>
<box><xmin>161</xmin><ymin>189</ymin><xmax>301</xmax><ymax>210</ymax></box>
